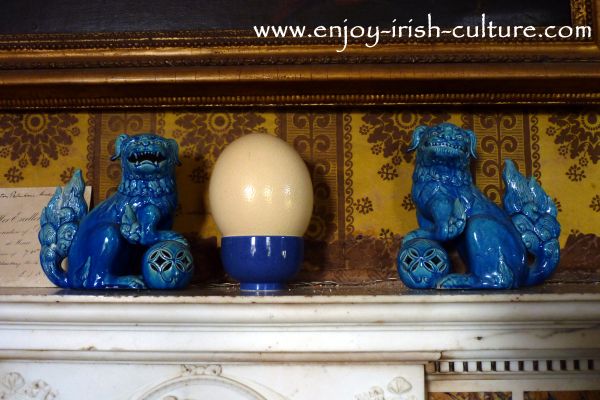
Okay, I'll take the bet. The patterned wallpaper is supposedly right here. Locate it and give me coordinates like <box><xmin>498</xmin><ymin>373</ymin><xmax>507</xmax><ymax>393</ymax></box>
<box><xmin>525</xmin><ymin>391</ymin><xmax>600</xmax><ymax>400</ymax></box>
<box><xmin>0</xmin><ymin>110</ymin><xmax>598</xmax><ymax>284</ymax></box>
<box><xmin>430</xmin><ymin>392</ymin><xmax>600</xmax><ymax>400</ymax></box>
<box><xmin>429</xmin><ymin>393</ymin><xmax>511</xmax><ymax>400</ymax></box>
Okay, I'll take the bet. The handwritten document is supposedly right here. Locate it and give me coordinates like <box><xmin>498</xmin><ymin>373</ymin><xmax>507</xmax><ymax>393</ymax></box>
<box><xmin>0</xmin><ymin>187</ymin><xmax>91</xmax><ymax>287</ymax></box>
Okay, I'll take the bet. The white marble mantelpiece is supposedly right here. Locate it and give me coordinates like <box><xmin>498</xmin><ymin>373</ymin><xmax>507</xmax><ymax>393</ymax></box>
<box><xmin>0</xmin><ymin>283</ymin><xmax>599</xmax><ymax>399</ymax></box>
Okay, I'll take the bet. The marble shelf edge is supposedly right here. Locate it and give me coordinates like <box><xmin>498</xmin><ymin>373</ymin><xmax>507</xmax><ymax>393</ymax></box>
<box><xmin>0</xmin><ymin>287</ymin><xmax>599</xmax><ymax>365</ymax></box>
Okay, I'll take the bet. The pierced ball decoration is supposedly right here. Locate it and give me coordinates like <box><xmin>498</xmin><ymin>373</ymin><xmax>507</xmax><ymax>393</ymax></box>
<box><xmin>397</xmin><ymin>238</ymin><xmax>450</xmax><ymax>289</ymax></box>
<box><xmin>142</xmin><ymin>240</ymin><xmax>194</xmax><ymax>289</ymax></box>
<box><xmin>209</xmin><ymin>133</ymin><xmax>313</xmax><ymax>291</ymax></box>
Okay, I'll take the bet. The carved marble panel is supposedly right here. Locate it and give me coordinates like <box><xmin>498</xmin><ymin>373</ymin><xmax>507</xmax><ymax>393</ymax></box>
<box><xmin>0</xmin><ymin>363</ymin><xmax>424</xmax><ymax>400</ymax></box>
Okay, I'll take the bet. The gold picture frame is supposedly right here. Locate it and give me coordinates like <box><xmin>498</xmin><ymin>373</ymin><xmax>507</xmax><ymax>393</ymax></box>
<box><xmin>0</xmin><ymin>0</ymin><xmax>598</xmax><ymax>109</ymax></box>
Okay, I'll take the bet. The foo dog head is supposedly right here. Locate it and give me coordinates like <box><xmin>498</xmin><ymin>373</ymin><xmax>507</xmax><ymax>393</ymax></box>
<box><xmin>111</xmin><ymin>133</ymin><xmax>181</xmax><ymax>180</ymax></box>
<box><xmin>408</xmin><ymin>123</ymin><xmax>477</xmax><ymax>168</ymax></box>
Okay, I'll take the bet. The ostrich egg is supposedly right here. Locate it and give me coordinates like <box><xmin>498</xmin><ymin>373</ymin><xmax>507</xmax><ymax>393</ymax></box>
<box><xmin>209</xmin><ymin>134</ymin><xmax>313</xmax><ymax>237</ymax></box>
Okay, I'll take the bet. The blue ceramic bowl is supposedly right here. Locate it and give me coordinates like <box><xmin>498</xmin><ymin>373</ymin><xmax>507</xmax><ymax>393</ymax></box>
<box><xmin>221</xmin><ymin>236</ymin><xmax>303</xmax><ymax>291</ymax></box>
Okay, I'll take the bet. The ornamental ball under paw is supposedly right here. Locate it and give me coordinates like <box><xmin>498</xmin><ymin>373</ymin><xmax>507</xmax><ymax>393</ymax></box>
<box><xmin>397</xmin><ymin>238</ymin><xmax>450</xmax><ymax>289</ymax></box>
<box><xmin>142</xmin><ymin>240</ymin><xmax>194</xmax><ymax>289</ymax></box>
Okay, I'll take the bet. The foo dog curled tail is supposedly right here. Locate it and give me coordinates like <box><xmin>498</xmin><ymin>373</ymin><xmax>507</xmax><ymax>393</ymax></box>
<box><xmin>400</xmin><ymin>123</ymin><xmax>561</xmax><ymax>289</ymax></box>
<box><xmin>503</xmin><ymin>159</ymin><xmax>560</xmax><ymax>286</ymax></box>
<box><xmin>39</xmin><ymin>170</ymin><xmax>88</xmax><ymax>288</ymax></box>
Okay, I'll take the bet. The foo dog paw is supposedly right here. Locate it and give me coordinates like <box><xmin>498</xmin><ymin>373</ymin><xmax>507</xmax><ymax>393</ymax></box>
<box><xmin>436</xmin><ymin>273</ymin><xmax>473</xmax><ymax>289</ymax></box>
<box><xmin>158</xmin><ymin>231</ymin><xmax>189</xmax><ymax>246</ymax></box>
<box><xmin>123</xmin><ymin>276</ymin><xmax>147</xmax><ymax>289</ymax></box>
<box><xmin>120</xmin><ymin>205</ymin><xmax>141</xmax><ymax>244</ymax></box>
<box><xmin>111</xmin><ymin>275</ymin><xmax>147</xmax><ymax>289</ymax></box>
<box><xmin>403</xmin><ymin>229</ymin><xmax>433</xmax><ymax>243</ymax></box>
<box><xmin>436</xmin><ymin>199</ymin><xmax>467</xmax><ymax>241</ymax></box>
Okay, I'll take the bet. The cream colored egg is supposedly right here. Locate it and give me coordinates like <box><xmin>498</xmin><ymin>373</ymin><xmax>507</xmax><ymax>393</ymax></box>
<box><xmin>209</xmin><ymin>133</ymin><xmax>313</xmax><ymax>237</ymax></box>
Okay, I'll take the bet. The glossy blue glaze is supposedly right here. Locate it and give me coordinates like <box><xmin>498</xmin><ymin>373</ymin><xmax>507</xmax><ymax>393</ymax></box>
<box><xmin>221</xmin><ymin>236</ymin><xmax>303</xmax><ymax>291</ymax></box>
<box><xmin>397</xmin><ymin>238</ymin><xmax>450</xmax><ymax>289</ymax></box>
<box><xmin>39</xmin><ymin>133</ymin><xmax>194</xmax><ymax>289</ymax></box>
<box><xmin>142</xmin><ymin>240</ymin><xmax>194</xmax><ymax>289</ymax></box>
<box><xmin>398</xmin><ymin>123</ymin><xmax>560</xmax><ymax>289</ymax></box>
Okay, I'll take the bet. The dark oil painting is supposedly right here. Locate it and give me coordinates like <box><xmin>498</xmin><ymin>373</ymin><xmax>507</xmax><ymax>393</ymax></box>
<box><xmin>0</xmin><ymin>0</ymin><xmax>573</xmax><ymax>35</ymax></box>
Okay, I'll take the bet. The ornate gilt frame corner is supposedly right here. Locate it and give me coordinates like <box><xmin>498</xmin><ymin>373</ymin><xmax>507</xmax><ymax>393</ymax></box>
<box><xmin>0</xmin><ymin>0</ymin><xmax>599</xmax><ymax>109</ymax></box>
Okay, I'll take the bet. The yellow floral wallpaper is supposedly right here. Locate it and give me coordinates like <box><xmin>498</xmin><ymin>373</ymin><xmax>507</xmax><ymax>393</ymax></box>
<box><xmin>1</xmin><ymin>109</ymin><xmax>598</xmax><ymax>284</ymax></box>
<box><xmin>431</xmin><ymin>392</ymin><xmax>600</xmax><ymax>400</ymax></box>
<box><xmin>429</xmin><ymin>393</ymin><xmax>511</xmax><ymax>400</ymax></box>
<box><xmin>525</xmin><ymin>392</ymin><xmax>600</xmax><ymax>400</ymax></box>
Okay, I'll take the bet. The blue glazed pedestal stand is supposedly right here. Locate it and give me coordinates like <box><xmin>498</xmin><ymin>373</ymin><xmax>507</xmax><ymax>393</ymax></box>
<box><xmin>221</xmin><ymin>236</ymin><xmax>303</xmax><ymax>292</ymax></box>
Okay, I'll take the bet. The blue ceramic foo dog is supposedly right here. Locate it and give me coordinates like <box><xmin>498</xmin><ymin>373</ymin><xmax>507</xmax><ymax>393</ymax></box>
<box><xmin>397</xmin><ymin>123</ymin><xmax>560</xmax><ymax>289</ymax></box>
<box><xmin>39</xmin><ymin>133</ymin><xmax>194</xmax><ymax>289</ymax></box>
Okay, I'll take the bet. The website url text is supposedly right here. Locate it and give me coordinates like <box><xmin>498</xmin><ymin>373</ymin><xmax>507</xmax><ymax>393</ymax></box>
<box><xmin>254</xmin><ymin>14</ymin><xmax>592</xmax><ymax>52</ymax></box>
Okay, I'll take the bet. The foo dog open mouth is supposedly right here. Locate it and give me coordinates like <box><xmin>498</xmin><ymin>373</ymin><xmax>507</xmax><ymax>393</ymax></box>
<box><xmin>127</xmin><ymin>150</ymin><xmax>167</xmax><ymax>167</ymax></box>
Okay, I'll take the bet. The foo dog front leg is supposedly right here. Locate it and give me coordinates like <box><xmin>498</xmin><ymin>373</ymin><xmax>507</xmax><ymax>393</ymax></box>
<box><xmin>121</xmin><ymin>204</ymin><xmax>187</xmax><ymax>246</ymax></box>
<box><xmin>427</xmin><ymin>197</ymin><xmax>466</xmax><ymax>242</ymax></box>
<box><xmin>410</xmin><ymin>196</ymin><xmax>466</xmax><ymax>243</ymax></box>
